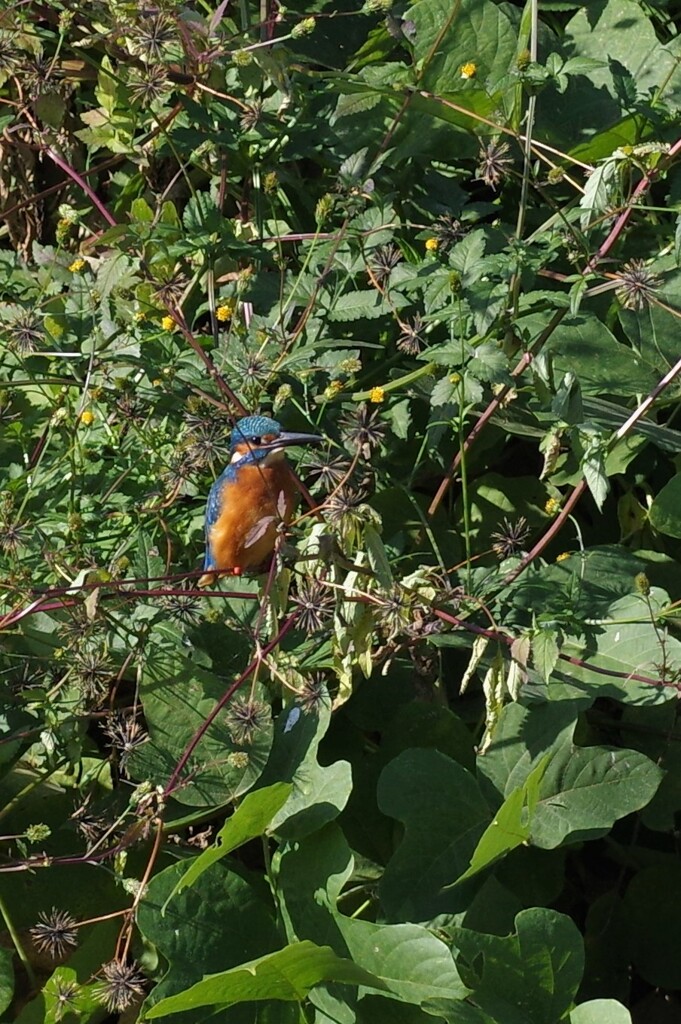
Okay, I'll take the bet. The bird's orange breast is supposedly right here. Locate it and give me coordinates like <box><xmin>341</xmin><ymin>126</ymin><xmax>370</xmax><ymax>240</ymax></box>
<box><xmin>207</xmin><ymin>460</ymin><xmax>296</xmax><ymax>573</ymax></box>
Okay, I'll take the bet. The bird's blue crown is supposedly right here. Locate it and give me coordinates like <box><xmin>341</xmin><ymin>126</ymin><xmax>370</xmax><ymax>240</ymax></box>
<box><xmin>230</xmin><ymin>415</ymin><xmax>281</xmax><ymax>450</ymax></box>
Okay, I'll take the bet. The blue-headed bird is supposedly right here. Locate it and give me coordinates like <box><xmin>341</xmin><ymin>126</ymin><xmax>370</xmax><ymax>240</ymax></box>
<box><xmin>198</xmin><ymin>415</ymin><xmax>323</xmax><ymax>587</ymax></box>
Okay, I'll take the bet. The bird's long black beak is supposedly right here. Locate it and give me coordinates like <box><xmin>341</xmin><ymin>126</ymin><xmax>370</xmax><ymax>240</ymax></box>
<box><xmin>269</xmin><ymin>431</ymin><xmax>324</xmax><ymax>449</ymax></box>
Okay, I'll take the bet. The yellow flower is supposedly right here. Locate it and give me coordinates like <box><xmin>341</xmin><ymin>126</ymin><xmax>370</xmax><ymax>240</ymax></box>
<box><xmin>216</xmin><ymin>304</ymin><xmax>234</xmax><ymax>322</ymax></box>
<box><xmin>425</xmin><ymin>237</ymin><xmax>439</xmax><ymax>252</ymax></box>
<box><xmin>68</xmin><ymin>257</ymin><xmax>86</xmax><ymax>273</ymax></box>
<box><xmin>133</xmin><ymin>311</ymin><xmax>146</xmax><ymax>322</ymax></box>
<box><xmin>544</xmin><ymin>497</ymin><xmax>561</xmax><ymax>517</ymax></box>
<box><xmin>161</xmin><ymin>315</ymin><xmax>175</xmax><ymax>331</ymax></box>
<box><xmin>460</xmin><ymin>62</ymin><xmax>477</xmax><ymax>79</ymax></box>
<box><xmin>556</xmin><ymin>551</ymin><xmax>571</xmax><ymax>562</ymax></box>
<box><xmin>79</xmin><ymin>409</ymin><xmax>95</xmax><ymax>426</ymax></box>
<box><xmin>368</xmin><ymin>386</ymin><xmax>385</xmax><ymax>404</ymax></box>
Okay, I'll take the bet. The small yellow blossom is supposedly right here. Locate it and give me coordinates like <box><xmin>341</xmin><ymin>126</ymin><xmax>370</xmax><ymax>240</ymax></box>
<box><xmin>460</xmin><ymin>62</ymin><xmax>477</xmax><ymax>80</ymax></box>
<box><xmin>79</xmin><ymin>409</ymin><xmax>95</xmax><ymax>426</ymax></box>
<box><xmin>544</xmin><ymin>497</ymin><xmax>561</xmax><ymax>517</ymax></box>
<box><xmin>425</xmin><ymin>237</ymin><xmax>439</xmax><ymax>252</ymax></box>
<box><xmin>368</xmin><ymin>386</ymin><xmax>385</xmax><ymax>404</ymax></box>
<box><xmin>216</xmin><ymin>304</ymin><xmax>234</xmax><ymax>322</ymax></box>
<box><xmin>68</xmin><ymin>257</ymin><xmax>86</xmax><ymax>273</ymax></box>
<box><xmin>161</xmin><ymin>315</ymin><xmax>175</xmax><ymax>331</ymax></box>
<box><xmin>556</xmin><ymin>551</ymin><xmax>571</xmax><ymax>562</ymax></box>
<box><xmin>152</xmin><ymin>378</ymin><xmax>163</xmax><ymax>387</ymax></box>
<box><xmin>133</xmin><ymin>311</ymin><xmax>146</xmax><ymax>322</ymax></box>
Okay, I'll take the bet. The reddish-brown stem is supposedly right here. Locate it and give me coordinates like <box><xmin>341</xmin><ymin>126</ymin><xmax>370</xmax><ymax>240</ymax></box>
<box><xmin>432</xmin><ymin>607</ymin><xmax>675</xmax><ymax>690</ymax></box>
<box><xmin>162</xmin><ymin>611</ymin><xmax>299</xmax><ymax>799</ymax></box>
<box><xmin>43</xmin><ymin>148</ymin><xmax>116</xmax><ymax>227</ymax></box>
<box><xmin>428</xmin><ymin>134</ymin><xmax>681</xmax><ymax>519</ymax></box>
<box><xmin>168</xmin><ymin>305</ymin><xmax>247</xmax><ymax>415</ymax></box>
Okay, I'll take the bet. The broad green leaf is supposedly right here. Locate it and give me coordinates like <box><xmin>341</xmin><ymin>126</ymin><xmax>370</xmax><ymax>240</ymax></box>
<box><xmin>407</xmin><ymin>0</ymin><xmax>518</xmax><ymax>94</ymax></box>
<box><xmin>451</xmin><ymin>757</ymin><xmax>548</xmax><ymax>885</ymax></box>
<box><xmin>259</xmin><ymin>691</ymin><xmax>352</xmax><ymax>838</ymax></box>
<box><xmin>649</xmin><ymin>474</ymin><xmax>681</xmax><ymax>538</ymax></box>
<box><xmin>138</xmin><ymin>861</ymin><xmax>282</xmax><ymax>1016</ymax></box>
<box><xmin>0</xmin><ymin>949</ymin><xmax>12</xmax><ymax>1016</ymax></box>
<box><xmin>449</xmin><ymin>908</ymin><xmax>584</xmax><ymax>1024</ymax></box>
<box><xmin>524</xmin><ymin>312</ymin><xmax>659</xmax><ymax>397</ymax></box>
<box><xmin>561</xmin><ymin>589</ymin><xmax>681</xmax><ymax>705</ymax></box>
<box><xmin>127</xmin><ymin>631</ymin><xmax>268</xmax><ymax>807</ymax></box>
<box><xmin>565</xmin><ymin>0</ymin><xmax>681</xmax><ymax>110</ymax></box>
<box><xmin>478</xmin><ymin>701</ymin><xmax>664</xmax><ymax>848</ymax></box>
<box><xmin>145</xmin><ymin>941</ymin><xmax>385</xmax><ymax>1018</ymax></box>
<box><xmin>276</xmin><ymin>823</ymin><xmax>469</xmax><ymax>1013</ymax></box>
<box><xmin>571</xmin><ymin>1000</ymin><xmax>632</xmax><ymax>1024</ymax></box>
<box><xmin>377</xmin><ymin>748</ymin><xmax>491</xmax><ymax>920</ymax></box>
<box><xmin>623</xmin><ymin>865</ymin><xmax>681</xmax><ymax>989</ymax></box>
<box><xmin>169</xmin><ymin>782</ymin><xmax>293</xmax><ymax>899</ymax></box>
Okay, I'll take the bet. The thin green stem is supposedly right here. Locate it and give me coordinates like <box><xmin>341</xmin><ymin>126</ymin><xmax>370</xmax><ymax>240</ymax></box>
<box><xmin>0</xmin><ymin>890</ymin><xmax>37</xmax><ymax>990</ymax></box>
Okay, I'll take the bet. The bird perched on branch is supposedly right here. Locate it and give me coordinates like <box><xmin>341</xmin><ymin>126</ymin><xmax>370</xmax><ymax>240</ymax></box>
<box><xmin>198</xmin><ymin>415</ymin><xmax>323</xmax><ymax>587</ymax></box>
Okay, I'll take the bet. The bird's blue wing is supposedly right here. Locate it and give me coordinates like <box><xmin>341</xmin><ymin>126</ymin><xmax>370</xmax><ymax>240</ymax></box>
<box><xmin>203</xmin><ymin>469</ymin><xmax>232</xmax><ymax>570</ymax></box>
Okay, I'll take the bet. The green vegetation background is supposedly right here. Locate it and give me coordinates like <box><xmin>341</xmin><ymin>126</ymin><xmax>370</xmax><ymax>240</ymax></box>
<box><xmin>2</xmin><ymin>0</ymin><xmax>681</xmax><ymax>1020</ymax></box>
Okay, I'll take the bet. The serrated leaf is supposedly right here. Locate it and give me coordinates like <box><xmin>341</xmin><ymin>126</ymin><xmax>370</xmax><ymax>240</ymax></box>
<box><xmin>532</xmin><ymin>629</ymin><xmax>560</xmax><ymax>682</ymax></box>
<box><xmin>327</xmin><ymin>290</ymin><xmax>402</xmax><ymax>322</ymax></box>
<box><xmin>579</xmin><ymin>158</ymin><xmax>620</xmax><ymax>228</ymax></box>
<box><xmin>583</xmin><ymin>447</ymin><xmax>609</xmax><ymax>511</ymax></box>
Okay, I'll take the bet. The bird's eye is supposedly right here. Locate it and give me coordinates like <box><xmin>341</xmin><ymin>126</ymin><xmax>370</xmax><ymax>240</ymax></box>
<box><xmin>249</xmin><ymin>436</ymin><xmax>262</xmax><ymax>445</ymax></box>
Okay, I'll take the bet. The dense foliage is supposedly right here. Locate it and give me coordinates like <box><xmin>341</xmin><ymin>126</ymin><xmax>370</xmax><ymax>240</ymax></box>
<box><xmin>2</xmin><ymin>0</ymin><xmax>681</xmax><ymax>1020</ymax></box>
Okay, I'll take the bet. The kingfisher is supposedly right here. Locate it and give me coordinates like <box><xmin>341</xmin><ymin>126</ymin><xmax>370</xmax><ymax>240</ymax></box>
<box><xmin>198</xmin><ymin>414</ymin><xmax>323</xmax><ymax>587</ymax></box>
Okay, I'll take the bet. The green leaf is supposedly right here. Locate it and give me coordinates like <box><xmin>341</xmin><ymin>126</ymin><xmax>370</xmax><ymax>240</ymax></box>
<box><xmin>377</xmin><ymin>748</ymin><xmax>491</xmax><ymax>919</ymax></box>
<box><xmin>530</xmin><ymin>311</ymin><xmax>658</xmax><ymax>397</ymax></box>
<box><xmin>259</xmin><ymin>692</ymin><xmax>352</xmax><ymax>838</ymax></box>
<box><xmin>127</xmin><ymin>631</ymin><xmax>267</xmax><ymax>808</ymax></box>
<box><xmin>145</xmin><ymin>941</ymin><xmax>385</xmax><ymax>1018</ymax></box>
<box><xmin>565</xmin><ymin>0</ymin><xmax>681</xmax><ymax>111</ymax></box>
<box><xmin>571</xmin><ymin>999</ymin><xmax>632</xmax><ymax>1024</ymax></box>
<box><xmin>649</xmin><ymin>474</ymin><xmax>681</xmax><ymax>538</ymax></box>
<box><xmin>531</xmin><ymin>629</ymin><xmax>560</xmax><ymax>683</ymax></box>
<box><xmin>561</xmin><ymin>589</ymin><xmax>681</xmax><ymax>705</ymax></box>
<box><xmin>407</xmin><ymin>0</ymin><xmax>517</xmax><ymax>94</ymax></box>
<box><xmin>448</xmin><ymin>908</ymin><xmax>584</xmax><ymax>1024</ymax></box>
<box><xmin>478</xmin><ymin>702</ymin><xmax>664</xmax><ymax>849</ymax></box>
<box><xmin>326</xmin><ymin>290</ymin><xmax>405</xmax><ymax>322</ymax></box>
<box><xmin>450</xmin><ymin>757</ymin><xmax>548</xmax><ymax>885</ymax></box>
<box><xmin>138</xmin><ymin>861</ymin><xmax>283</xmax><ymax>1015</ymax></box>
<box><xmin>0</xmin><ymin>948</ymin><xmax>12</xmax><ymax>1016</ymax></box>
<box><xmin>276</xmin><ymin>823</ymin><xmax>469</xmax><ymax>1013</ymax></box>
<box><xmin>169</xmin><ymin>782</ymin><xmax>293</xmax><ymax>899</ymax></box>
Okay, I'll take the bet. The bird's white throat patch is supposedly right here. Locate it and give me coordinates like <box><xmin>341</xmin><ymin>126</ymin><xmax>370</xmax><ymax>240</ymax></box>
<box><xmin>230</xmin><ymin>447</ymin><xmax>285</xmax><ymax>466</ymax></box>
